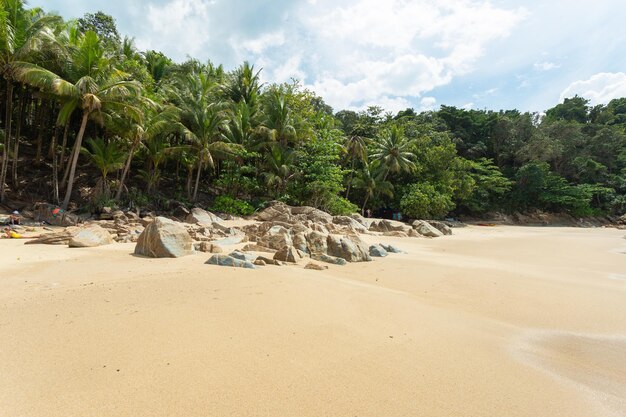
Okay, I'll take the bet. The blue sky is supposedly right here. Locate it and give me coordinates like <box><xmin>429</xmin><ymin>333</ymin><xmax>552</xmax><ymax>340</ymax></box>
<box><xmin>32</xmin><ymin>0</ymin><xmax>626</xmax><ymax>114</ymax></box>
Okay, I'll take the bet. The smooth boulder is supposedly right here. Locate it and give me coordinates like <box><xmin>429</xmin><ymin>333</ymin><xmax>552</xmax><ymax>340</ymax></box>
<box><xmin>69</xmin><ymin>224</ymin><xmax>114</xmax><ymax>248</ymax></box>
<box><xmin>273</xmin><ymin>245</ymin><xmax>302</xmax><ymax>263</ymax></box>
<box><xmin>185</xmin><ymin>207</ymin><xmax>223</xmax><ymax>225</ymax></box>
<box><xmin>413</xmin><ymin>220</ymin><xmax>444</xmax><ymax>238</ymax></box>
<box><xmin>327</xmin><ymin>235</ymin><xmax>371</xmax><ymax>262</ymax></box>
<box><xmin>206</xmin><ymin>254</ymin><xmax>256</xmax><ymax>269</ymax></box>
<box><xmin>369</xmin><ymin>244</ymin><xmax>388</xmax><ymax>257</ymax></box>
<box><xmin>134</xmin><ymin>217</ymin><xmax>194</xmax><ymax>258</ymax></box>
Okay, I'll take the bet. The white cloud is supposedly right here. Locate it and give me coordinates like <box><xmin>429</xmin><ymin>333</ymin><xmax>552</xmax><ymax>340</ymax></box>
<box><xmin>238</xmin><ymin>31</ymin><xmax>285</xmax><ymax>55</ymax></box>
<box><xmin>139</xmin><ymin>0</ymin><xmax>213</xmax><ymax>58</ymax></box>
<box><xmin>419</xmin><ymin>96</ymin><xmax>437</xmax><ymax>111</ymax></box>
<box><xmin>300</xmin><ymin>0</ymin><xmax>526</xmax><ymax>110</ymax></box>
<box><xmin>560</xmin><ymin>72</ymin><xmax>626</xmax><ymax>105</ymax></box>
<box><xmin>534</xmin><ymin>61</ymin><xmax>560</xmax><ymax>71</ymax></box>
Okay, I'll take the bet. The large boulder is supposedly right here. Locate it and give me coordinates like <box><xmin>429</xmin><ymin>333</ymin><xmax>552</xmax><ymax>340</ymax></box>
<box><xmin>258</xmin><ymin>225</ymin><xmax>293</xmax><ymax>250</ymax></box>
<box><xmin>369</xmin><ymin>244</ymin><xmax>388</xmax><ymax>257</ymax></box>
<box><xmin>273</xmin><ymin>245</ymin><xmax>303</xmax><ymax>263</ymax></box>
<box><xmin>256</xmin><ymin>202</ymin><xmax>332</xmax><ymax>224</ymax></box>
<box><xmin>185</xmin><ymin>207</ymin><xmax>223</xmax><ymax>225</ymax></box>
<box><xmin>369</xmin><ymin>219</ymin><xmax>412</xmax><ymax>234</ymax></box>
<box><xmin>206</xmin><ymin>254</ymin><xmax>256</xmax><ymax>269</ymax></box>
<box><xmin>427</xmin><ymin>220</ymin><xmax>453</xmax><ymax>236</ymax></box>
<box><xmin>134</xmin><ymin>217</ymin><xmax>194</xmax><ymax>258</ymax></box>
<box><xmin>412</xmin><ymin>220</ymin><xmax>444</xmax><ymax>238</ymax></box>
<box><xmin>327</xmin><ymin>235</ymin><xmax>371</xmax><ymax>262</ymax></box>
<box><xmin>33</xmin><ymin>203</ymin><xmax>78</xmax><ymax>227</ymax></box>
<box><xmin>332</xmin><ymin>216</ymin><xmax>368</xmax><ymax>233</ymax></box>
<box><xmin>69</xmin><ymin>224</ymin><xmax>114</xmax><ymax>248</ymax></box>
<box><xmin>306</xmin><ymin>230</ymin><xmax>328</xmax><ymax>256</ymax></box>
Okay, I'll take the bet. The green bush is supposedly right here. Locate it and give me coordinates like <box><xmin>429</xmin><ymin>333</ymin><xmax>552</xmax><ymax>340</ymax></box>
<box><xmin>400</xmin><ymin>183</ymin><xmax>455</xmax><ymax>219</ymax></box>
<box><xmin>326</xmin><ymin>196</ymin><xmax>359</xmax><ymax>216</ymax></box>
<box><xmin>211</xmin><ymin>195</ymin><xmax>255</xmax><ymax>216</ymax></box>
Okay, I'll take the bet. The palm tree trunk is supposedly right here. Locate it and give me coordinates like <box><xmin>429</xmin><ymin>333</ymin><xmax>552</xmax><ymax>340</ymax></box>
<box><xmin>192</xmin><ymin>159</ymin><xmax>202</xmax><ymax>202</ymax></box>
<box><xmin>11</xmin><ymin>86</ymin><xmax>25</xmax><ymax>188</ymax></box>
<box><xmin>34</xmin><ymin>100</ymin><xmax>46</xmax><ymax>165</ymax></box>
<box><xmin>51</xmin><ymin>123</ymin><xmax>60</xmax><ymax>204</ymax></box>
<box><xmin>345</xmin><ymin>158</ymin><xmax>356</xmax><ymax>199</ymax></box>
<box><xmin>59</xmin><ymin>120</ymin><xmax>70</xmax><ymax>170</ymax></box>
<box><xmin>361</xmin><ymin>194</ymin><xmax>370</xmax><ymax>216</ymax></box>
<box><xmin>0</xmin><ymin>80</ymin><xmax>14</xmax><ymax>203</ymax></box>
<box><xmin>62</xmin><ymin>135</ymin><xmax>80</xmax><ymax>188</ymax></box>
<box><xmin>115</xmin><ymin>136</ymin><xmax>140</xmax><ymax>200</ymax></box>
<box><xmin>186</xmin><ymin>167</ymin><xmax>193</xmax><ymax>200</ymax></box>
<box><xmin>62</xmin><ymin>111</ymin><xmax>89</xmax><ymax>210</ymax></box>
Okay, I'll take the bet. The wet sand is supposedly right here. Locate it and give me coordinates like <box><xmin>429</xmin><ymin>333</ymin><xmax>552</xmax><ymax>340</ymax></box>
<box><xmin>0</xmin><ymin>225</ymin><xmax>625</xmax><ymax>416</ymax></box>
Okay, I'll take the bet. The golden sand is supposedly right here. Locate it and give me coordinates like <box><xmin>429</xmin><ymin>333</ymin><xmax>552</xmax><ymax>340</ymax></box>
<box><xmin>0</xmin><ymin>225</ymin><xmax>624</xmax><ymax>416</ymax></box>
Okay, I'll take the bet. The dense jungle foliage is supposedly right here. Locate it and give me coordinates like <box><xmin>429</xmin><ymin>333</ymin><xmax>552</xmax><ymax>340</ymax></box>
<box><xmin>1</xmin><ymin>2</ymin><xmax>625</xmax><ymax>218</ymax></box>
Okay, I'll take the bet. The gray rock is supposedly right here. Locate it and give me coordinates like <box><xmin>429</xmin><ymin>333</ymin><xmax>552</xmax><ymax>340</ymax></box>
<box><xmin>332</xmin><ymin>216</ymin><xmax>368</xmax><ymax>233</ymax></box>
<box><xmin>305</xmin><ymin>262</ymin><xmax>328</xmax><ymax>270</ymax></box>
<box><xmin>185</xmin><ymin>207</ymin><xmax>223</xmax><ymax>225</ymax></box>
<box><xmin>313</xmin><ymin>254</ymin><xmax>347</xmax><ymax>266</ymax></box>
<box><xmin>412</xmin><ymin>220</ymin><xmax>444</xmax><ymax>238</ymax></box>
<box><xmin>327</xmin><ymin>235</ymin><xmax>371</xmax><ymax>262</ymax></box>
<box><xmin>69</xmin><ymin>224</ymin><xmax>114</xmax><ymax>248</ymax></box>
<box><xmin>33</xmin><ymin>203</ymin><xmax>78</xmax><ymax>227</ymax></box>
<box><xmin>273</xmin><ymin>245</ymin><xmax>302</xmax><ymax>263</ymax></box>
<box><xmin>134</xmin><ymin>217</ymin><xmax>194</xmax><ymax>258</ymax></box>
<box><xmin>194</xmin><ymin>242</ymin><xmax>223</xmax><ymax>253</ymax></box>
<box><xmin>305</xmin><ymin>230</ymin><xmax>328</xmax><ymax>256</ymax></box>
<box><xmin>254</xmin><ymin>259</ymin><xmax>266</xmax><ymax>266</ymax></box>
<box><xmin>256</xmin><ymin>256</ymin><xmax>282</xmax><ymax>266</ymax></box>
<box><xmin>427</xmin><ymin>220</ymin><xmax>453</xmax><ymax>235</ymax></box>
<box><xmin>258</xmin><ymin>225</ymin><xmax>293</xmax><ymax>250</ymax></box>
<box><xmin>380</xmin><ymin>244</ymin><xmax>403</xmax><ymax>253</ymax></box>
<box><xmin>206</xmin><ymin>254</ymin><xmax>256</xmax><ymax>269</ymax></box>
<box><xmin>229</xmin><ymin>251</ymin><xmax>257</xmax><ymax>262</ymax></box>
<box><xmin>369</xmin><ymin>244</ymin><xmax>388</xmax><ymax>257</ymax></box>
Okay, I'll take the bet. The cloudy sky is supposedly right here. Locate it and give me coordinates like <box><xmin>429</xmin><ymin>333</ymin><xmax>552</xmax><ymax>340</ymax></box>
<box><xmin>32</xmin><ymin>0</ymin><xmax>626</xmax><ymax>114</ymax></box>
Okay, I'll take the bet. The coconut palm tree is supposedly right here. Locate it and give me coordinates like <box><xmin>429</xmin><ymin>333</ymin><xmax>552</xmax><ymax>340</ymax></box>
<box><xmin>259</xmin><ymin>90</ymin><xmax>297</xmax><ymax>148</ymax></box>
<box><xmin>370</xmin><ymin>125</ymin><xmax>416</xmax><ymax>181</ymax></box>
<box><xmin>81</xmin><ymin>137</ymin><xmax>125</xmax><ymax>196</ymax></box>
<box><xmin>343</xmin><ymin>134</ymin><xmax>368</xmax><ymax>199</ymax></box>
<box><xmin>12</xmin><ymin>30</ymin><xmax>142</xmax><ymax>209</ymax></box>
<box><xmin>262</xmin><ymin>143</ymin><xmax>297</xmax><ymax>198</ymax></box>
<box><xmin>0</xmin><ymin>1</ymin><xmax>61</xmax><ymax>202</ymax></box>
<box><xmin>353</xmin><ymin>160</ymin><xmax>394</xmax><ymax>215</ymax></box>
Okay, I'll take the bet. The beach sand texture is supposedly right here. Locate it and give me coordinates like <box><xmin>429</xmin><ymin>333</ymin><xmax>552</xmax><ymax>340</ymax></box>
<box><xmin>1</xmin><ymin>225</ymin><xmax>625</xmax><ymax>416</ymax></box>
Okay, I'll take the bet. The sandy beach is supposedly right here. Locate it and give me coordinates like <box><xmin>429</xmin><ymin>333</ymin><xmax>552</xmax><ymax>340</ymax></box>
<box><xmin>1</xmin><ymin>225</ymin><xmax>625</xmax><ymax>417</ymax></box>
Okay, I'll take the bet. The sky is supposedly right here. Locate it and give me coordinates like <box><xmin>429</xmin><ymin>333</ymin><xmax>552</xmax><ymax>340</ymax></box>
<box><xmin>32</xmin><ymin>0</ymin><xmax>626</xmax><ymax>114</ymax></box>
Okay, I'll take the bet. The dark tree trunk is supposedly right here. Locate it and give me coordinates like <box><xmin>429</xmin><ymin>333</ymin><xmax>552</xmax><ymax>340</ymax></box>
<box><xmin>0</xmin><ymin>80</ymin><xmax>14</xmax><ymax>203</ymax></box>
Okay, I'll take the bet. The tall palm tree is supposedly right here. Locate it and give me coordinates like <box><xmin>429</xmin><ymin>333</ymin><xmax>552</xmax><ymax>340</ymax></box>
<box><xmin>343</xmin><ymin>134</ymin><xmax>368</xmax><ymax>199</ymax></box>
<box><xmin>263</xmin><ymin>143</ymin><xmax>297</xmax><ymax>198</ymax></box>
<box><xmin>224</xmin><ymin>61</ymin><xmax>262</xmax><ymax>107</ymax></box>
<box><xmin>171</xmin><ymin>69</ymin><xmax>240</xmax><ymax>201</ymax></box>
<box><xmin>109</xmin><ymin>103</ymin><xmax>182</xmax><ymax>200</ymax></box>
<box><xmin>81</xmin><ymin>137</ymin><xmax>125</xmax><ymax>196</ymax></box>
<box><xmin>0</xmin><ymin>1</ymin><xmax>60</xmax><ymax>202</ymax></box>
<box><xmin>12</xmin><ymin>30</ymin><xmax>142</xmax><ymax>209</ymax></box>
<box><xmin>259</xmin><ymin>90</ymin><xmax>296</xmax><ymax>148</ymax></box>
<box><xmin>370</xmin><ymin>125</ymin><xmax>415</xmax><ymax>181</ymax></box>
<box><xmin>353</xmin><ymin>161</ymin><xmax>394</xmax><ymax>215</ymax></box>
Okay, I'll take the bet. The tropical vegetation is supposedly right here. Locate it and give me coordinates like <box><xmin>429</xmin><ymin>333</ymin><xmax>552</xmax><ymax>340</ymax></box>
<box><xmin>1</xmin><ymin>3</ymin><xmax>625</xmax><ymax>219</ymax></box>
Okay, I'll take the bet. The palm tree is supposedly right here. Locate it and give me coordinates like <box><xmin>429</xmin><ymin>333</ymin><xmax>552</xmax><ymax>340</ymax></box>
<box><xmin>81</xmin><ymin>137</ymin><xmax>125</xmax><ymax>196</ymax></box>
<box><xmin>370</xmin><ymin>126</ymin><xmax>416</xmax><ymax>181</ymax></box>
<box><xmin>12</xmin><ymin>30</ymin><xmax>142</xmax><ymax>209</ymax></box>
<box><xmin>224</xmin><ymin>61</ymin><xmax>262</xmax><ymax>106</ymax></box>
<box><xmin>353</xmin><ymin>161</ymin><xmax>394</xmax><ymax>215</ymax></box>
<box><xmin>0</xmin><ymin>1</ymin><xmax>60</xmax><ymax>202</ymax></box>
<box><xmin>109</xmin><ymin>103</ymin><xmax>182</xmax><ymax>200</ymax></box>
<box><xmin>263</xmin><ymin>143</ymin><xmax>297</xmax><ymax>198</ymax></box>
<box><xmin>172</xmin><ymin>69</ymin><xmax>240</xmax><ymax>201</ymax></box>
<box><xmin>343</xmin><ymin>134</ymin><xmax>368</xmax><ymax>199</ymax></box>
<box><xmin>259</xmin><ymin>90</ymin><xmax>296</xmax><ymax>148</ymax></box>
